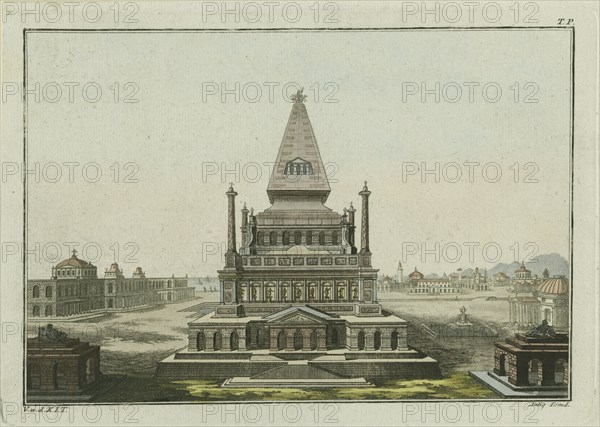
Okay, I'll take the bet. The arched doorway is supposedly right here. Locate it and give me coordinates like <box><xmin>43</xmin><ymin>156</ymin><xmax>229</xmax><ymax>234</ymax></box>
<box><xmin>391</xmin><ymin>331</ymin><xmax>399</xmax><ymax>350</ymax></box>
<box><xmin>86</xmin><ymin>359</ymin><xmax>96</xmax><ymax>383</ymax></box>
<box><xmin>555</xmin><ymin>359</ymin><xmax>568</xmax><ymax>385</ymax></box>
<box><xmin>256</xmin><ymin>328</ymin><xmax>265</xmax><ymax>349</ymax></box>
<box><xmin>294</xmin><ymin>330</ymin><xmax>303</xmax><ymax>350</ymax></box>
<box><xmin>374</xmin><ymin>331</ymin><xmax>382</xmax><ymax>350</ymax></box>
<box><xmin>52</xmin><ymin>362</ymin><xmax>66</xmax><ymax>390</ymax></box>
<box><xmin>528</xmin><ymin>359</ymin><xmax>542</xmax><ymax>385</ymax></box>
<box><xmin>358</xmin><ymin>330</ymin><xmax>366</xmax><ymax>350</ymax></box>
<box><xmin>230</xmin><ymin>331</ymin><xmax>239</xmax><ymax>351</ymax></box>
<box><xmin>277</xmin><ymin>331</ymin><xmax>287</xmax><ymax>350</ymax></box>
<box><xmin>196</xmin><ymin>332</ymin><xmax>205</xmax><ymax>351</ymax></box>
<box><xmin>331</xmin><ymin>328</ymin><xmax>339</xmax><ymax>347</ymax></box>
<box><xmin>310</xmin><ymin>330</ymin><xmax>318</xmax><ymax>350</ymax></box>
<box><xmin>246</xmin><ymin>326</ymin><xmax>252</xmax><ymax>348</ymax></box>
<box><xmin>498</xmin><ymin>353</ymin><xmax>507</xmax><ymax>376</ymax></box>
<box><xmin>213</xmin><ymin>331</ymin><xmax>222</xmax><ymax>351</ymax></box>
<box><xmin>28</xmin><ymin>363</ymin><xmax>41</xmax><ymax>389</ymax></box>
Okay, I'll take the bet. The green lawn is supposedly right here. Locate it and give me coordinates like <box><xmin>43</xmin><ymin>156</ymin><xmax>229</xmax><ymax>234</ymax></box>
<box><xmin>97</xmin><ymin>372</ymin><xmax>496</xmax><ymax>402</ymax></box>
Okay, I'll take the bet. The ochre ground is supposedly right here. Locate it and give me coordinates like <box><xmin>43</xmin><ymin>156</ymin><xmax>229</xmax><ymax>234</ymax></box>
<box><xmin>30</xmin><ymin>288</ymin><xmax>513</xmax><ymax>401</ymax></box>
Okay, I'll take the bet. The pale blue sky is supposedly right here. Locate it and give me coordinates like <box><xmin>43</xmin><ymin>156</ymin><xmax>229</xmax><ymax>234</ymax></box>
<box><xmin>26</xmin><ymin>29</ymin><xmax>571</xmax><ymax>278</ymax></box>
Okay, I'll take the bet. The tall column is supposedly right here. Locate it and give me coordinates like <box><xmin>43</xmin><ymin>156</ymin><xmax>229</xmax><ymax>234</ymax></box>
<box><xmin>240</xmin><ymin>202</ymin><xmax>249</xmax><ymax>246</ymax></box>
<box><xmin>347</xmin><ymin>202</ymin><xmax>356</xmax><ymax>252</ymax></box>
<box><xmin>226</xmin><ymin>184</ymin><xmax>238</xmax><ymax>253</ymax></box>
<box><xmin>358</xmin><ymin>181</ymin><xmax>371</xmax><ymax>254</ymax></box>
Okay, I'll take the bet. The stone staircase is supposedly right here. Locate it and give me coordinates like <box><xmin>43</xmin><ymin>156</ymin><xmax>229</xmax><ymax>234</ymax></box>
<box><xmin>221</xmin><ymin>360</ymin><xmax>373</xmax><ymax>388</ymax></box>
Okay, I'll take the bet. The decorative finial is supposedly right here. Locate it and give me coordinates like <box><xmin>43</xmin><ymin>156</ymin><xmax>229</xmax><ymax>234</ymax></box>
<box><xmin>291</xmin><ymin>88</ymin><xmax>307</xmax><ymax>104</ymax></box>
<box><xmin>71</xmin><ymin>249</ymin><xmax>77</xmax><ymax>258</ymax></box>
<box><xmin>349</xmin><ymin>201</ymin><xmax>355</xmax><ymax>210</ymax></box>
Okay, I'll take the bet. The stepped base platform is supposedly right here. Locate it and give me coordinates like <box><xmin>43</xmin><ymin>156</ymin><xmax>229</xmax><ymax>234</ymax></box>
<box><xmin>155</xmin><ymin>348</ymin><xmax>441</xmax><ymax>385</ymax></box>
<box><xmin>222</xmin><ymin>361</ymin><xmax>373</xmax><ymax>388</ymax></box>
<box><xmin>27</xmin><ymin>374</ymin><xmax>126</xmax><ymax>403</ymax></box>
<box><xmin>469</xmin><ymin>371</ymin><xmax>568</xmax><ymax>398</ymax></box>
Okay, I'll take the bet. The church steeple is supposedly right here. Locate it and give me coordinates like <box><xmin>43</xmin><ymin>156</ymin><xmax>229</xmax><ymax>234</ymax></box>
<box><xmin>266</xmin><ymin>88</ymin><xmax>330</xmax><ymax>205</ymax></box>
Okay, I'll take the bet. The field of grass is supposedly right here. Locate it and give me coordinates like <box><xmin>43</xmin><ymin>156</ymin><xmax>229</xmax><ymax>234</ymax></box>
<box><xmin>96</xmin><ymin>372</ymin><xmax>495</xmax><ymax>402</ymax></box>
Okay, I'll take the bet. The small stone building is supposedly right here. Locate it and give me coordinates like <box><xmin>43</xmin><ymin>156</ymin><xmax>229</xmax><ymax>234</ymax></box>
<box><xmin>27</xmin><ymin>324</ymin><xmax>101</xmax><ymax>392</ymax></box>
<box><xmin>493</xmin><ymin>329</ymin><xmax>569</xmax><ymax>387</ymax></box>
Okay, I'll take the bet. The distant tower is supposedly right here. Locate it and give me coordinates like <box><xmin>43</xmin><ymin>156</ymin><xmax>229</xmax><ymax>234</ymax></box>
<box><xmin>543</xmin><ymin>268</ymin><xmax>550</xmax><ymax>279</ymax></box>
<box><xmin>397</xmin><ymin>261</ymin><xmax>404</xmax><ymax>283</ymax></box>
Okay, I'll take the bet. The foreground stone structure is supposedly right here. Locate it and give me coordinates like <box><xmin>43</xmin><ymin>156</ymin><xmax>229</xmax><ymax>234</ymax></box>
<box><xmin>156</xmin><ymin>91</ymin><xmax>440</xmax><ymax>386</ymax></box>
<box><xmin>470</xmin><ymin>322</ymin><xmax>569</xmax><ymax>398</ymax></box>
<box><xmin>27</xmin><ymin>324</ymin><xmax>101</xmax><ymax>393</ymax></box>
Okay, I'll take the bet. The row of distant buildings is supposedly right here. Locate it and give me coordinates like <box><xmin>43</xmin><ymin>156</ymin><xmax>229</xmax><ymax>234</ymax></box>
<box><xmin>377</xmin><ymin>261</ymin><xmax>556</xmax><ymax>294</ymax></box>
<box><xmin>27</xmin><ymin>250</ymin><xmax>195</xmax><ymax>318</ymax></box>
<box><xmin>378</xmin><ymin>262</ymin><xmax>489</xmax><ymax>294</ymax></box>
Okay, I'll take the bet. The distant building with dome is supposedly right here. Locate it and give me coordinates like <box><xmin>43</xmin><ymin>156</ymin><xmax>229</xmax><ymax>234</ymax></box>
<box><xmin>509</xmin><ymin>261</ymin><xmax>542</xmax><ymax>293</ymax></box>
<box><xmin>27</xmin><ymin>250</ymin><xmax>194</xmax><ymax>318</ymax></box>
<box><xmin>509</xmin><ymin>273</ymin><xmax>569</xmax><ymax>333</ymax></box>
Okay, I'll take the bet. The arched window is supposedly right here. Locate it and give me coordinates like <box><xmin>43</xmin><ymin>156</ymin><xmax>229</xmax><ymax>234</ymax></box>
<box><xmin>310</xmin><ymin>330</ymin><xmax>318</xmax><ymax>351</ymax></box>
<box><xmin>374</xmin><ymin>331</ymin><xmax>382</xmax><ymax>350</ymax></box>
<box><xmin>331</xmin><ymin>328</ymin><xmax>339</xmax><ymax>347</ymax></box>
<box><xmin>555</xmin><ymin>359</ymin><xmax>568</xmax><ymax>385</ymax></box>
<box><xmin>294</xmin><ymin>231</ymin><xmax>302</xmax><ymax>245</ymax></box>
<box><xmin>257</xmin><ymin>232</ymin><xmax>265</xmax><ymax>245</ymax></box>
<box><xmin>45</xmin><ymin>306</ymin><xmax>52</xmax><ymax>317</ymax></box>
<box><xmin>45</xmin><ymin>286</ymin><xmax>53</xmax><ymax>298</ymax></box>
<box><xmin>528</xmin><ymin>359</ymin><xmax>542</xmax><ymax>385</ymax></box>
<box><xmin>306</xmin><ymin>231</ymin><xmax>313</xmax><ymax>245</ymax></box>
<box><xmin>357</xmin><ymin>330</ymin><xmax>366</xmax><ymax>350</ymax></box>
<box><xmin>270</xmin><ymin>231</ymin><xmax>277</xmax><ymax>245</ymax></box>
<box><xmin>319</xmin><ymin>231</ymin><xmax>326</xmax><ymax>245</ymax></box>
<box><xmin>294</xmin><ymin>330</ymin><xmax>303</xmax><ymax>350</ymax></box>
<box><xmin>332</xmin><ymin>231</ymin><xmax>339</xmax><ymax>245</ymax></box>
<box><xmin>86</xmin><ymin>358</ymin><xmax>96</xmax><ymax>383</ymax></box>
<box><xmin>282</xmin><ymin>231</ymin><xmax>290</xmax><ymax>245</ymax></box>
<box><xmin>391</xmin><ymin>331</ymin><xmax>399</xmax><ymax>350</ymax></box>
<box><xmin>32</xmin><ymin>305</ymin><xmax>40</xmax><ymax>317</ymax></box>
<box><xmin>277</xmin><ymin>331</ymin><xmax>287</xmax><ymax>351</ymax></box>
<box><xmin>230</xmin><ymin>331</ymin><xmax>239</xmax><ymax>351</ymax></box>
<box><xmin>196</xmin><ymin>332</ymin><xmax>205</xmax><ymax>351</ymax></box>
<box><xmin>213</xmin><ymin>331</ymin><xmax>222</xmax><ymax>351</ymax></box>
<box><xmin>32</xmin><ymin>285</ymin><xmax>39</xmax><ymax>298</ymax></box>
<box><xmin>257</xmin><ymin>328</ymin><xmax>265</xmax><ymax>349</ymax></box>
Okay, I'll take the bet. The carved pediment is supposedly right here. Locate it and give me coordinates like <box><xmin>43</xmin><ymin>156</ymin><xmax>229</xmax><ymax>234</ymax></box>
<box><xmin>264</xmin><ymin>306</ymin><xmax>330</xmax><ymax>325</ymax></box>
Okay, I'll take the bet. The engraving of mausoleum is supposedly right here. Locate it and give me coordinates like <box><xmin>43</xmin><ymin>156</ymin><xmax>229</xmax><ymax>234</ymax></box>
<box><xmin>156</xmin><ymin>91</ymin><xmax>440</xmax><ymax>385</ymax></box>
